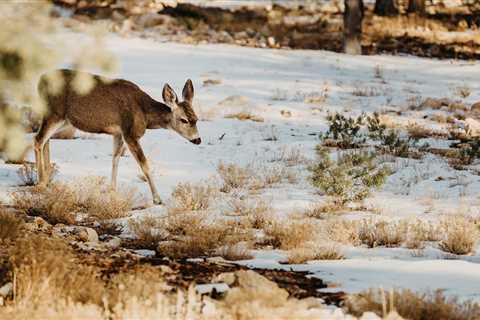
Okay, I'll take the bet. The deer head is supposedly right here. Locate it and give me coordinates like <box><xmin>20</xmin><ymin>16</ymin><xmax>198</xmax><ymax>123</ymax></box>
<box><xmin>162</xmin><ymin>79</ymin><xmax>201</xmax><ymax>145</ymax></box>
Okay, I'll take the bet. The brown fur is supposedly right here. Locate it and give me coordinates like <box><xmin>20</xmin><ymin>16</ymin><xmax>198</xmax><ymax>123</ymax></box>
<box><xmin>34</xmin><ymin>69</ymin><xmax>200</xmax><ymax>205</ymax></box>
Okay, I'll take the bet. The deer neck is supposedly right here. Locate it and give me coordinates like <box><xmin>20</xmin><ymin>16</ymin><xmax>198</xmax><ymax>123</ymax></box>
<box><xmin>145</xmin><ymin>99</ymin><xmax>173</xmax><ymax>129</ymax></box>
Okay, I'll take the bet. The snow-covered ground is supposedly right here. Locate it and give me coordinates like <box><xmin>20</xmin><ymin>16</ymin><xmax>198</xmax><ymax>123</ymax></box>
<box><xmin>1</xmin><ymin>31</ymin><xmax>480</xmax><ymax>301</ymax></box>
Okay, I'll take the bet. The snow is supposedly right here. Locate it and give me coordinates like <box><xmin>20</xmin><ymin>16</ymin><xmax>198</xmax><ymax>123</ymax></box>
<box><xmin>2</xmin><ymin>31</ymin><xmax>480</xmax><ymax>302</ymax></box>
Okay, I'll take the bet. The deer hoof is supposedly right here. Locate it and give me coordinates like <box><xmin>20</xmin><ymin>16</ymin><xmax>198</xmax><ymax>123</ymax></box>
<box><xmin>153</xmin><ymin>197</ymin><xmax>163</xmax><ymax>205</ymax></box>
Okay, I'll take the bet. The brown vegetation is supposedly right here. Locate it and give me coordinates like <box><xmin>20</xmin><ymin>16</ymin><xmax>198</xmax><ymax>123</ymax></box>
<box><xmin>345</xmin><ymin>288</ymin><xmax>480</xmax><ymax>320</ymax></box>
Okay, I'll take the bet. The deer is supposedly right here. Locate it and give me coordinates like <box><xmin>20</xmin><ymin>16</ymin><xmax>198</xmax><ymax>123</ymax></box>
<box><xmin>34</xmin><ymin>69</ymin><xmax>201</xmax><ymax>205</ymax></box>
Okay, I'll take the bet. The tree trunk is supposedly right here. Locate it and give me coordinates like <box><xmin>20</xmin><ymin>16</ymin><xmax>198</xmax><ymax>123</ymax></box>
<box><xmin>374</xmin><ymin>0</ymin><xmax>399</xmax><ymax>16</ymax></box>
<box><xmin>407</xmin><ymin>0</ymin><xmax>425</xmax><ymax>15</ymax></box>
<box><xmin>344</xmin><ymin>0</ymin><xmax>363</xmax><ymax>55</ymax></box>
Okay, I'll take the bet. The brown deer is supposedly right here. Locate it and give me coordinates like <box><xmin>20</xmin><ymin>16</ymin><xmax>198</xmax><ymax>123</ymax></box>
<box><xmin>34</xmin><ymin>69</ymin><xmax>201</xmax><ymax>205</ymax></box>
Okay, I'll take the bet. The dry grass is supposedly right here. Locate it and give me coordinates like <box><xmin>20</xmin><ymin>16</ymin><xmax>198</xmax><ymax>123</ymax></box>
<box><xmin>131</xmin><ymin>211</ymin><xmax>253</xmax><ymax>259</ymax></box>
<box><xmin>128</xmin><ymin>215</ymin><xmax>168</xmax><ymax>249</ymax></box>
<box><xmin>263</xmin><ymin>218</ymin><xmax>315</xmax><ymax>250</ymax></box>
<box><xmin>287</xmin><ymin>243</ymin><xmax>344</xmax><ymax>264</ymax></box>
<box><xmin>406</xmin><ymin>122</ymin><xmax>435</xmax><ymax>139</ymax></box>
<box><xmin>217</xmin><ymin>162</ymin><xmax>254</xmax><ymax>192</ymax></box>
<box><xmin>169</xmin><ymin>180</ymin><xmax>217</xmax><ymax>212</ymax></box>
<box><xmin>0</xmin><ymin>209</ymin><xmax>23</xmax><ymax>241</ymax></box>
<box><xmin>10</xmin><ymin>234</ymin><xmax>103</xmax><ymax>306</ymax></box>
<box><xmin>351</xmin><ymin>84</ymin><xmax>381</xmax><ymax>97</ymax></box>
<box><xmin>159</xmin><ymin>215</ymin><xmax>253</xmax><ymax>259</ymax></box>
<box><xmin>12</xmin><ymin>183</ymin><xmax>78</xmax><ymax>225</ymax></box>
<box><xmin>359</xmin><ymin>219</ymin><xmax>407</xmax><ymax>248</ymax></box>
<box><xmin>438</xmin><ymin>215</ymin><xmax>478</xmax><ymax>255</ymax></box>
<box><xmin>323</xmin><ymin>219</ymin><xmax>360</xmax><ymax>245</ymax></box>
<box><xmin>453</xmin><ymin>84</ymin><xmax>471</xmax><ymax>99</ymax></box>
<box><xmin>12</xmin><ymin>177</ymin><xmax>135</xmax><ymax>224</ymax></box>
<box><xmin>216</xmin><ymin>242</ymin><xmax>253</xmax><ymax>261</ymax></box>
<box><xmin>345</xmin><ymin>288</ymin><xmax>480</xmax><ymax>320</ymax></box>
<box><xmin>225</xmin><ymin>111</ymin><xmax>264</xmax><ymax>122</ymax></box>
<box><xmin>304</xmin><ymin>201</ymin><xmax>345</xmax><ymax>220</ymax></box>
<box><xmin>270</xmin><ymin>146</ymin><xmax>310</xmax><ymax>167</ymax></box>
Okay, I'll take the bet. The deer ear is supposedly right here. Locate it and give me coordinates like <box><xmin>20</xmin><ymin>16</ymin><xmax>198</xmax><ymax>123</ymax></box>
<box><xmin>182</xmin><ymin>79</ymin><xmax>194</xmax><ymax>103</ymax></box>
<box><xmin>162</xmin><ymin>83</ymin><xmax>177</xmax><ymax>106</ymax></box>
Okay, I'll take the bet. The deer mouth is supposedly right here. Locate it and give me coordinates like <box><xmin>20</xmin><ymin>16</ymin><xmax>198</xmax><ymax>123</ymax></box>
<box><xmin>190</xmin><ymin>137</ymin><xmax>201</xmax><ymax>145</ymax></box>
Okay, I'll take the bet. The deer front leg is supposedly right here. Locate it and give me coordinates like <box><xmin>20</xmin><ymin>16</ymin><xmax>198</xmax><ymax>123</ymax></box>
<box><xmin>124</xmin><ymin>137</ymin><xmax>162</xmax><ymax>205</ymax></box>
<box><xmin>111</xmin><ymin>134</ymin><xmax>126</xmax><ymax>191</ymax></box>
<box><xmin>34</xmin><ymin>118</ymin><xmax>64</xmax><ymax>186</ymax></box>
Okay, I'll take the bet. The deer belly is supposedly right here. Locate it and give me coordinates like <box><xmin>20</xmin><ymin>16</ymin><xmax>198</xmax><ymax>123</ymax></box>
<box><xmin>66</xmin><ymin>110</ymin><xmax>122</xmax><ymax>135</ymax></box>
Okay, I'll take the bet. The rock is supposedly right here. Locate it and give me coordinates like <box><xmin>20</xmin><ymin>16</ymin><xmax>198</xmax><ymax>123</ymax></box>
<box><xmin>0</xmin><ymin>283</ymin><xmax>12</xmax><ymax>298</ymax></box>
<box><xmin>471</xmin><ymin>101</ymin><xmax>480</xmax><ymax>112</ymax></box>
<box><xmin>78</xmin><ymin>227</ymin><xmax>99</xmax><ymax>243</ymax></box>
<box><xmin>420</xmin><ymin>97</ymin><xmax>451</xmax><ymax>109</ymax></box>
<box><xmin>464</xmin><ymin>118</ymin><xmax>480</xmax><ymax>137</ymax></box>
<box><xmin>280</xmin><ymin>110</ymin><xmax>292</xmax><ymax>118</ymax></box>
<box><xmin>267</xmin><ymin>36</ymin><xmax>276</xmax><ymax>48</ymax></box>
<box><xmin>106</xmin><ymin>236</ymin><xmax>121</xmax><ymax>249</ymax></box>
<box><xmin>135</xmin><ymin>12</ymin><xmax>166</xmax><ymax>29</ymax></box>
<box><xmin>213</xmin><ymin>272</ymin><xmax>236</xmax><ymax>286</ymax></box>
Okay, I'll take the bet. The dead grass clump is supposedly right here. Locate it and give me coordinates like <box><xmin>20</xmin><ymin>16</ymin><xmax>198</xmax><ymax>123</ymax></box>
<box><xmin>453</xmin><ymin>84</ymin><xmax>471</xmax><ymax>99</ymax></box>
<box><xmin>217</xmin><ymin>162</ymin><xmax>254</xmax><ymax>192</ymax></box>
<box><xmin>438</xmin><ymin>215</ymin><xmax>478</xmax><ymax>255</ymax></box>
<box><xmin>10</xmin><ymin>234</ymin><xmax>103</xmax><ymax>306</ymax></box>
<box><xmin>287</xmin><ymin>244</ymin><xmax>344</xmax><ymax>264</ymax></box>
<box><xmin>128</xmin><ymin>216</ymin><xmax>168</xmax><ymax>249</ymax></box>
<box><xmin>169</xmin><ymin>181</ymin><xmax>217</xmax><ymax>212</ymax></box>
<box><xmin>225</xmin><ymin>112</ymin><xmax>264</xmax><ymax>122</ymax></box>
<box><xmin>351</xmin><ymin>84</ymin><xmax>381</xmax><ymax>97</ymax></box>
<box><xmin>345</xmin><ymin>288</ymin><xmax>480</xmax><ymax>320</ymax></box>
<box><xmin>0</xmin><ymin>209</ymin><xmax>23</xmax><ymax>241</ymax></box>
<box><xmin>304</xmin><ymin>201</ymin><xmax>345</xmax><ymax>219</ymax></box>
<box><xmin>12</xmin><ymin>178</ymin><xmax>135</xmax><ymax>224</ymax></box>
<box><xmin>12</xmin><ymin>183</ymin><xmax>78</xmax><ymax>225</ymax></box>
<box><xmin>406</xmin><ymin>122</ymin><xmax>434</xmax><ymax>139</ymax></box>
<box><xmin>216</xmin><ymin>243</ymin><xmax>253</xmax><ymax>261</ymax></box>
<box><xmin>359</xmin><ymin>219</ymin><xmax>407</xmax><ymax>248</ymax></box>
<box><xmin>159</xmin><ymin>216</ymin><xmax>253</xmax><ymax>259</ymax></box>
<box><xmin>270</xmin><ymin>146</ymin><xmax>310</xmax><ymax>167</ymax></box>
<box><xmin>75</xmin><ymin>177</ymin><xmax>135</xmax><ymax>220</ymax></box>
<box><xmin>323</xmin><ymin>219</ymin><xmax>360</xmax><ymax>245</ymax></box>
<box><xmin>263</xmin><ymin>219</ymin><xmax>315</xmax><ymax>250</ymax></box>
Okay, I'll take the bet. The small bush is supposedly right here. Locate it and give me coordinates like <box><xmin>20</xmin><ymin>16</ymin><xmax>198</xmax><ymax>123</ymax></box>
<box><xmin>320</xmin><ymin>113</ymin><xmax>365</xmax><ymax>149</ymax></box>
<box><xmin>358</xmin><ymin>219</ymin><xmax>407</xmax><ymax>248</ymax></box>
<box><xmin>345</xmin><ymin>288</ymin><xmax>480</xmax><ymax>320</ymax></box>
<box><xmin>10</xmin><ymin>234</ymin><xmax>103</xmax><ymax>306</ymax></box>
<box><xmin>169</xmin><ymin>181</ymin><xmax>217</xmax><ymax>212</ymax></box>
<box><xmin>128</xmin><ymin>216</ymin><xmax>168</xmax><ymax>249</ymax></box>
<box><xmin>263</xmin><ymin>219</ymin><xmax>315</xmax><ymax>250</ymax></box>
<box><xmin>438</xmin><ymin>215</ymin><xmax>478</xmax><ymax>255</ymax></box>
<box><xmin>217</xmin><ymin>162</ymin><xmax>254</xmax><ymax>192</ymax></box>
<box><xmin>287</xmin><ymin>244</ymin><xmax>344</xmax><ymax>264</ymax></box>
<box><xmin>216</xmin><ymin>243</ymin><xmax>253</xmax><ymax>261</ymax></box>
<box><xmin>225</xmin><ymin>112</ymin><xmax>264</xmax><ymax>122</ymax></box>
<box><xmin>323</xmin><ymin>219</ymin><xmax>360</xmax><ymax>245</ymax></box>
<box><xmin>12</xmin><ymin>178</ymin><xmax>135</xmax><ymax>225</ymax></box>
<box><xmin>310</xmin><ymin>148</ymin><xmax>390</xmax><ymax>205</ymax></box>
<box><xmin>0</xmin><ymin>209</ymin><xmax>23</xmax><ymax>241</ymax></box>
<box><xmin>12</xmin><ymin>183</ymin><xmax>78</xmax><ymax>225</ymax></box>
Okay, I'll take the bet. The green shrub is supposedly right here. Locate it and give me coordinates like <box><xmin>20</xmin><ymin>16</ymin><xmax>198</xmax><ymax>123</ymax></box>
<box><xmin>320</xmin><ymin>113</ymin><xmax>365</xmax><ymax>149</ymax></box>
<box><xmin>310</xmin><ymin>148</ymin><xmax>390</xmax><ymax>205</ymax></box>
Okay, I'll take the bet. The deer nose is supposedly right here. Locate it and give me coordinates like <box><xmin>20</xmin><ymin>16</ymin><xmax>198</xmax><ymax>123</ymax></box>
<box><xmin>190</xmin><ymin>137</ymin><xmax>201</xmax><ymax>145</ymax></box>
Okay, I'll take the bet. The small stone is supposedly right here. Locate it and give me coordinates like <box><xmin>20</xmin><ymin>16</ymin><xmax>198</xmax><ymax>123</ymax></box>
<box><xmin>471</xmin><ymin>101</ymin><xmax>480</xmax><ymax>112</ymax></box>
<box><xmin>0</xmin><ymin>283</ymin><xmax>12</xmax><ymax>298</ymax></box>
<box><xmin>267</xmin><ymin>36</ymin><xmax>276</xmax><ymax>48</ymax></box>
<box><xmin>78</xmin><ymin>227</ymin><xmax>99</xmax><ymax>243</ymax></box>
<box><xmin>106</xmin><ymin>237</ymin><xmax>121</xmax><ymax>249</ymax></box>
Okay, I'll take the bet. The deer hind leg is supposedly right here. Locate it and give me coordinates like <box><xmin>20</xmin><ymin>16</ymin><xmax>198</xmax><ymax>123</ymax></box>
<box><xmin>124</xmin><ymin>137</ymin><xmax>161</xmax><ymax>205</ymax></box>
<box><xmin>111</xmin><ymin>134</ymin><xmax>126</xmax><ymax>191</ymax></box>
<box><xmin>34</xmin><ymin>117</ymin><xmax>65</xmax><ymax>186</ymax></box>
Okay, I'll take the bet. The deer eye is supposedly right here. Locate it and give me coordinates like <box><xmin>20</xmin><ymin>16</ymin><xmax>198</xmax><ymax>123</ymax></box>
<box><xmin>180</xmin><ymin>118</ymin><xmax>189</xmax><ymax>124</ymax></box>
